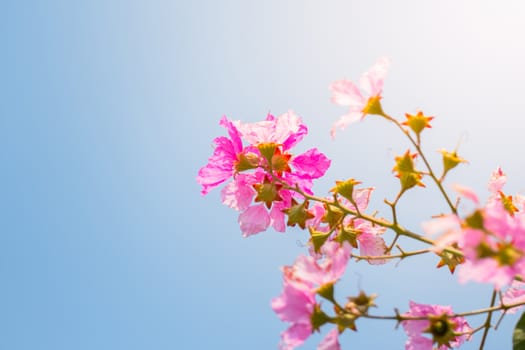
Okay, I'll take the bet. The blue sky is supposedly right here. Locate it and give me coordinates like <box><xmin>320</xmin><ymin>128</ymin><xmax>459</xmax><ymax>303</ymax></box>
<box><xmin>2</xmin><ymin>1</ymin><xmax>525</xmax><ymax>349</ymax></box>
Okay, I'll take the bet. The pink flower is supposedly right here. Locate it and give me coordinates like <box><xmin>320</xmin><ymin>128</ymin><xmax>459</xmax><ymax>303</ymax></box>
<box><xmin>272</xmin><ymin>242</ymin><xmax>350</xmax><ymax>349</ymax></box>
<box><xmin>272</xmin><ymin>267</ymin><xmax>316</xmax><ymax>350</ymax></box>
<box><xmin>317</xmin><ymin>328</ymin><xmax>341</xmax><ymax>350</ymax></box>
<box><xmin>502</xmin><ymin>281</ymin><xmax>525</xmax><ymax>314</ymax></box>
<box><xmin>458</xmin><ymin>200</ymin><xmax>525</xmax><ymax>290</ymax></box>
<box><xmin>198</xmin><ymin>113</ymin><xmax>331</xmax><ymax>236</ymax></box>
<box><xmin>330</xmin><ymin>57</ymin><xmax>390</xmax><ymax>138</ymax></box>
<box><xmin>402</xmin><ymin>301</ymin><xmax>471</xmax><ymax>350</ymax></box>
<box><xmin>293</xmin><ymin>241</ymin><xmax>351</xmax><ymax>288</ymax></box>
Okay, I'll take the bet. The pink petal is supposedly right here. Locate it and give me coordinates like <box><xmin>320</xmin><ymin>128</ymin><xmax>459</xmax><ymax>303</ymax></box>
<box><xmin>291</xmin><ymin>148</ymin><xmax>331</xmax><ymax>180</ymax></box>
<box><xmin>451</xmin><ymin>183</ymin><xmax>479</xmax><ymax>204</ymax></box>
<box><xmin>488</xmin><ymin>166</ymin><xmax>507</xmax><ymax>193</ymax></box>
<box><xmin>279</xmin><ymin>323</ymin><xmax>312</xmax><ymax>350</ymax></box>
<box><xmin>317</xmin><ymin>328</ymin><xmax>341</xmax><ymax>350</ymax></box>
<box><xmin>277</xmin><ymin>111</ymin><xmax>308</xmax><ymax>150</ymax></box>
<box><xmin>238</xmin><ymin>205</ymin><xmax>271</xmax><ymax>237</ymax></box>
<box><xmin>196</xmin><ymin>136</ymin><xmax>237</xmax><ymax>195</ymax></box>
<box><xmin>357</xmin><ymin>232</ymin><xmax>388</xmax><ymax>265</ymax></box>
<box><xmin>330</xmin><ymin>109</ymin><xmax>364</xmax><ymax>139</ymax></box>
<box><xmin>270</xmin><ymin>203</ymin><xmax>287</xmax><ymax>233</ymax></box>
<box><xmin>219</xmin><ymin>115</ymin><xmax>243</xmax><ymax>154</ymax></box>
<box><xmin>330</xmin><ymin>79</ymin><xmax>364</xmax><ymax>107</ymax></box>
<box><xmin>221</xmin><ymin>174</ymin><xmax>256</xmax><ymax>211</ymax></box>
<box><xmin>359</xmin><ymin>57</ymin><xmax>390</xmax><ymax>96</ymax></box>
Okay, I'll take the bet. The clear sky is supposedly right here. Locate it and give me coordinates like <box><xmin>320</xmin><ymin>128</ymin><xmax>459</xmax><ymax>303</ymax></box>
<box><xmin>2</xmin><ymin>1</ymin><xmax>525</xmax><ymax>349</ymax></box>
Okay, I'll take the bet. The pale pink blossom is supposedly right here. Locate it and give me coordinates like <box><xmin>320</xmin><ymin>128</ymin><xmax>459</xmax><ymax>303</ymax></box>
<box><xmin>270</xmin><ymin>200</ymin><xmax>289</xmax><ymax>233</ymax></box>
<box><xmin>451</xmin><ymin>183</ymin><xmax>479</xmax><ymax>205</ymax></box>
<box><xmin>458</xmin><ymin>259</ymin><xmax>518</xmax><ymax>290</ymax></box>
<box><xmin>402</xmin><ymin>301</ymin><xmax>471</xmax><ymax>350</ymax></box>
<box><xmin>317</xmin><ymin>328</ymin><xmax>341</xmax><ymax>350</ymax></box>
<box><xmin>272</xmin><ymin>243</ymin><xmax>350</xmax><ymax>349</ymax></box>
<box><xmin>330</xmin><ymin>57</ymin><xmax>390</xmax><ymax>138</ymax></box>
<box><xmin>293</xmin><ymin>241</ymin><xmax>351</xmax><ymax>287</ymax></box>
<box><xmin>220</xmin><ymin>173</ymin><xmax>258</xmax><ymax>211</ymax></box>
<box><xmin>357</xmin><ymin>229</ymin><xmax>388</xmax><ymax>265</ymax></box>
<box><xmin>346</xmin><ymin>187</ymin><xmax>374</xmax><ymax>213</ymax></box>
<box><xmin>458</xmin><ymin>200</ymin><xmax>525</xmax><ymax>289</ymax></box>
<box><xmin>488</xmin><ymin>166</ymin><xmax>507</xmax><ymax>194</ymax></box>
<box><xmin>238</xmin><ymin>204</ymin><xmax>271</xmax><ymax>237</ymax></box>
<box><xmin>502</xmin><ymin>281</ymin><xmax>525</xmax><ymax>314</ymax></box>
<box><xmin>236</xmin><ymin>111</ymin><xmax>307</xmax><ymax>150</ymax></box>
<box><xmin>422</xmin><ymin>214</ymin><xmax>463</xmax><ymax>251</ymax></box>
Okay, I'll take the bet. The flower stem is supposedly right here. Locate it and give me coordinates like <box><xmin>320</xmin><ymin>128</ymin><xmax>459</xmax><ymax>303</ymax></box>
<box><xmin>478</xmin><ymin>290</ymin><xmax>497</xmax><ymax>350</ymax></box>
<box><xmin>381</xmin><ymin>113</ymin><xmax>457</xmax><ymax>214</ymax></box>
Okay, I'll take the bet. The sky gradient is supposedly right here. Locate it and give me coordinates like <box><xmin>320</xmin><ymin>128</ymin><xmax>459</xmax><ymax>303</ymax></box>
<box><xmin>3</xmin><ymin>1</ymin><xmax>525</xmax><ymax>349</ymax></box>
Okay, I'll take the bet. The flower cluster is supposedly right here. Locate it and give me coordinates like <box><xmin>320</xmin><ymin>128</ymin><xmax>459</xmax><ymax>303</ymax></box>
<box><xmin>197</xmin><ymin>112</ymin><xmax>330</xmax><ymax>236</ymax></box>
<box><xmin>425</xmin><ymin>167</ymin><xmax>525</xmax><ymax>290</ymax></box>
<box><xmin>197</xmin><ymin>57</ymin><xmax>525</xmax><ymax>350</ymax></box>
<box><xmin>271</xmin><ymin>241</ymin><xmax>350</xmax><ymax>349</ymax></box>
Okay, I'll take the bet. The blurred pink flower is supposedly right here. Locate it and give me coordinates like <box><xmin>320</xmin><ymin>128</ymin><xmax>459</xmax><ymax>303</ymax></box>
<box><xmin>451</xmin><ymin>183</ymin><xmax>479</xmax><ymax>205</ymax></box>
<box><xmin>317</xmin><ymin>328</ymin><xmax>341</xmax><ymax>350</ymax></box>
<box><xmin>330</xmin><ymin>57</ymin><xmax>390</xmax><ymax>138</ymax></box>
<box><xmin>459</xmin><ymin>200</ymin><xmax>525</xmax><ymax>289</ymax></box>
<box><xmin>293</xmin><ymin>241</ymin><xmax>351</xmax><ymax>287</ymax></box>
<box><xmin>488</xmin><ymin>166</ymin><xmax>507</xmax><ymax>194</ymax></box>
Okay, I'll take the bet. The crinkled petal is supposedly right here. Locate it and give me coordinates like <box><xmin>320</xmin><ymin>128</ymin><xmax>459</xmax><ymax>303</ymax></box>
<box><xmin>219</xmin><ymin>116</ymin><xmax>243</xmax><ymax>154</ymax></box>
<box><xmin>330</xmin><ymin>79</ymin><xmax>365</xmax><ymax>107</ymax></box>
<box><xmin>220</xmin><ymin>174</ymin><xmax>256</xmax><ymax>211</ymax></box>
<box><xmin>291</xmin><ymin>148</ymin><xmax>331</xmax><ymax>180</ymax></box>
<box><xmin>238</xmin><ymin>205</ymin><xmax>271</xmax><ymax>237</ymax></box>
<box><xmin>278</xmin><ymin>111</ymin><xmax>308</xmax><ymax>150</ymax></box>
<box><xmin>359</xmin><ymin>57</ymin><xmax>390</xmax><ymax>96</ymax></box>
<box><xmin>357</xmin><ymin>232</ymin><xmax>388</xmax><ymax>265</ymax></box>
<box><xmin>197</xmin><ymin>136</ymin><xmax>237</xmax><ymax>195</ymax></box>
<box><xmin>271</xmin><ymin>202</ymin><xmax>287</xmax><ymax>233</ymax></box>
<box><xmin>237</xmin><ymin>111</ymin><xmax>307</xmax><ymax>148</ymax></box>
